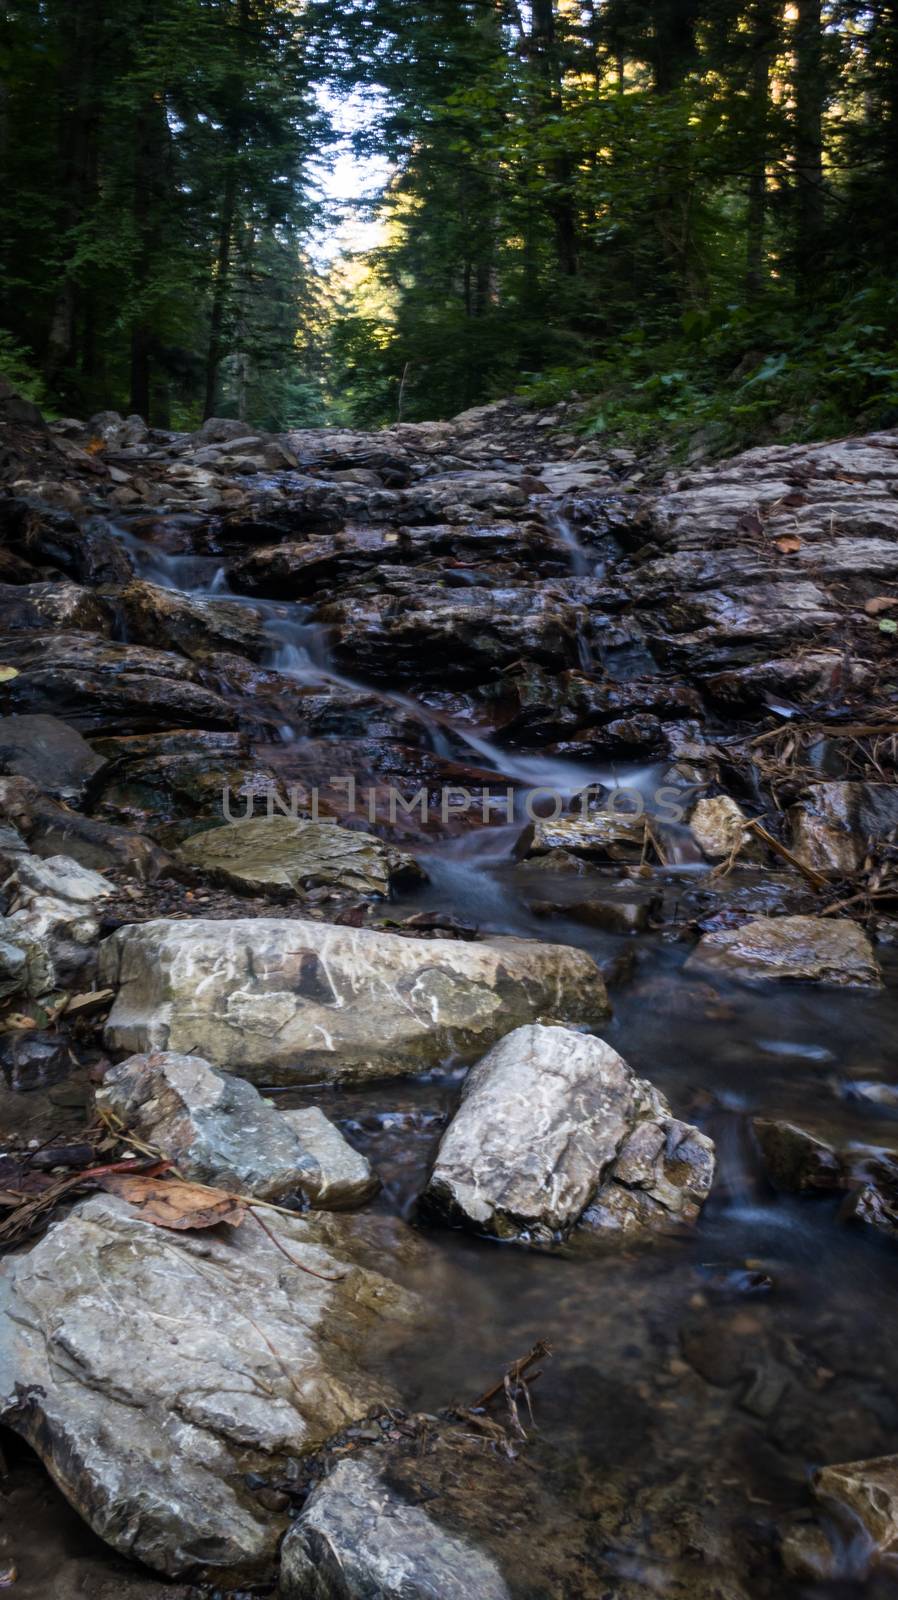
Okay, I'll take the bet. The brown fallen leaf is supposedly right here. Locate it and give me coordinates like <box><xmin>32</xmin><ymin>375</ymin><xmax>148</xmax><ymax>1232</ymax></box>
<box><xmin>865</xmin><ymin>595</ymin><xmax>898</xmax><ymax>616</ymax></box>
<box><xmin>774</xmin><ymin>534</ymin><xmax>802</xmax><ymax>553</ymax></box>
<box><xmin>98</xmin><ymin>1173</ymin><xmax>247</xmax><ymax>1231</ymax></box>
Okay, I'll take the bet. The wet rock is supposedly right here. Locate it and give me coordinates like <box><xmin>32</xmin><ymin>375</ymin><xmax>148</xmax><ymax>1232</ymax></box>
<box><xmin>322</xmin><ymin>585</ymin><xmax>583</xmax><ymax>685</ymax></box>
<box><xmin>841</xmin><ymin>1157</ymin><xmax>898</xmax><ymax>1241</ymax></box>
<box><xmin>689</xmin><ymin>796</ymin><xmax>753</xmax><ymax>861</ymax></box>
<box><xmin>230</xmin><ymin>529</ymin><xmax>403</xmax><ymax>599</ymax></box>
<box><xmin>516</xmin><ymin>812</ymin><xmax>646</xmax><ymax>861</ymax></box>
<box><xmin>703</xmin><ymin>650</ymin><xmax>857</xmax><ymax>711</ymax></box>
<box><xmin>95</xmin><ymin>1050</ymin><xmax>324</xmax><ymax>1200</ymax></box>
<box><xmin>0</xmin><ymin>579</ymin><xmax>112</xmax><ymax>636</ymax></box>
<box><xmin>787</xmin><ymin>782</ymin><xmax>898</xmax><ymax>876</ymax></box>
<box><xmin>0</xmin><ymin>774</ymin><xmax>170</xmax><ymax>879</ymax></box>
<box><xmin>529</xmin><ymin>890</ymin><xmax>659</xmax><ymax>934</ymax></box>
<box><xmin>812</xmin><ymin>1454</ymin><xmax>898</xmax><ymax>1563</ymax></box>
<box><xmin>282</xmin><ymin>1107</ymin><xmax>379</xmax><ymax>1209</ymax></box>
<box><xmin>0</xmin><ymin>713</ymin><xmax>102</xmax><ymax>801</ymax></box>
<box><xmin>99</xmin><ymin>918</ymin><xmax>610</xmax><ymax>1085</ymax></box>
<box><xmin>278</xmin><ymin>1409</ymin><xmax>753</xmax><ymax>1600</ymax></box>
<box><xmin>752</xmin><ymin>1118</ymin><xmax>843</xmax><ymax>1192</ymax></box>
<box><xmin>646</xmin><ymin>580</ymin><xmax>839</xmax><ymax>671</ymax></box>
<box><xmin>112</xmin><ymin>579</ymin><xmax>266</xmax><ymax>662</ymax></box>
<box><xmin>279</xmin><ymin>1453</ymin><xmax>512</xmax><ymax>1600</ymax></box>
<box><xmin>178</xmin><ymin>817</ymin><xmax>425</xmax><ymax>900</ymax></box>
<box><xmin>0</xmin><ymin>1193</ymin><xmax>421</xmax><ymax>1582</ymax></box>
<box><xmin>0</xmin><ymin>632</ymin><xmax>239</xmax><ymax>734</ymax></box>
<box><xmin>88</xmin><ymin>731</ymin><xmax>275</xmax><ymax>842</ymax></box>
<box><xmin>4</xmin><ymin>501</ymin><xmax>133</xmax><ymax>586</ymax></box>
<box><xmin>421</xmin><ymin>1024</ymin><xmax>714</xmax><ymax>1244</ymax></box>
<box><xmin>686</xmin><ymin>915</ymin><xmax>882</xmax><ymax>988</ymax></box>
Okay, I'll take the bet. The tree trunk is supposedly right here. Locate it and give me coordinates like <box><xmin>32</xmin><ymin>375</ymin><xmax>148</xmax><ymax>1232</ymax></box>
<box><xmin>202</xmin><ymin>0</ymin><xmax>251</xmax><ymax>419</ymax></box>
<box><xmin>531</xmin><ymin>0</ymin><xmax>578</xmax><ymax>276</ymax></box>
<box><xmin>204</xmin><ymin>162</ymin><xmax>238</xmax><ymax>418</ymax></box>
<box><xmin>745</xmin><ymin>0</ymin><xmax>780</xmax><ymax>296</ymax></box>
<box><xmin>44</xmin><ymin>0</ymin><xmax>101</xmax><ymax>393</ymax></box>
<box><xmin>650</xmin><ymin>0</ymin><xmax>699</xmax><ymax>95</ymax></box>
<box><xmin>794</xmin><ymin>0</ymin><xmax>825</xmax><ymax>292</ymax></box>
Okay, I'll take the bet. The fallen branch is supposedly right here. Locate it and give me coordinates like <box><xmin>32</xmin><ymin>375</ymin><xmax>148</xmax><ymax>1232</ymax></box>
<box><xmin>470</xmin><ymin>1340</ymin><xmax>553</xmax><ymax>1413</ymax></box>
<box><xmin>743</xmin><ymin>818</ymin><xmax>829</xmax><ymax>892</ymax></box>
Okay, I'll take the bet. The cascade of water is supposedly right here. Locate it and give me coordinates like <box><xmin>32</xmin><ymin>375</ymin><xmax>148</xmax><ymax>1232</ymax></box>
<box><xmin>109</xmin><ymin>509</ymin><xmax>653</xmax><ymax>809</ymax></box>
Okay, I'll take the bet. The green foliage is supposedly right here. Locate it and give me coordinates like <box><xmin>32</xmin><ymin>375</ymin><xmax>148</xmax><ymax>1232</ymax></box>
<box><xmin>0</xmin><ymin>331</ymin><xmax>47</xmax><ymax>408</ymax></box>
<box><xmin>519</xmin><ymin>277</ymin><xmax>898</xmax><ymax>458</ymax></box>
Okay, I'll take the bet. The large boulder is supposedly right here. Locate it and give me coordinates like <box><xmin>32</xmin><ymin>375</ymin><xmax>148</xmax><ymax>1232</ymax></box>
<box><xmin>0</xmin><ymin>1194</ymin><xmax>422</xmax><ymax>1583</ymax></box>
<box><xmin>178</xmin><ymin>816</ymin><xmax>425</xmax><ymax>899</ymax></box>
<box><xmin>686</xmin><ymin>915</ymin><xmax>881</xmax><ymax>988</ymax></box>
<box><xmin>421</xmin><ymin>1024</ymin><xmax>714</xmax><ymax>1244</ymax></box>
<box><xmin>99</xmin><ymin>918</ymin><xmax>610</xmax><ymax>1085</ymax></box>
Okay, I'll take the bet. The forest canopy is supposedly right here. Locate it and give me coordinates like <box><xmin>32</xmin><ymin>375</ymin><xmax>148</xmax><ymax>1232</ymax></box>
<box><xmin>2</xmin><ymin>0</ymin><xmax>898</xmax><ymax>451</ymax></box>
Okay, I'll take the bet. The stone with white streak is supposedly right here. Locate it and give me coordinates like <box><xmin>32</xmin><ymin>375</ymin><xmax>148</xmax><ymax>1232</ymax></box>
<box><xmin>421</xmin><ymin>1024</ymin><xmax>714</xmax><ymax>1244</ymax></box>
<box><xmin>99</xmin><ymin>918</ymin><xmax>609</xmax><ymax>1085</ymax></box>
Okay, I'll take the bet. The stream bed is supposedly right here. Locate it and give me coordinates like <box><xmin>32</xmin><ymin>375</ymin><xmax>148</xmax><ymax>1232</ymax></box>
<box><xmin>2</xmin><ymin>408</ymin><xmax>898</xmax><ymax>1597</ymax></box>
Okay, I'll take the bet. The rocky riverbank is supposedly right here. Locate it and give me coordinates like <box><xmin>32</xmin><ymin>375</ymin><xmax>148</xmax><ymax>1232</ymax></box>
<box><xmin>1</xmin><ymin>382</ymin><xmax>898</xmax><ymax>1596</ymax></box>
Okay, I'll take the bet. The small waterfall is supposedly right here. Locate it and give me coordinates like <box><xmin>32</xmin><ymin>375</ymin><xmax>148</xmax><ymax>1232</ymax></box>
<box><xmin>545</xmin><ymin>505</ymin><xmax>593</xmax><ymax>577</ymax></box>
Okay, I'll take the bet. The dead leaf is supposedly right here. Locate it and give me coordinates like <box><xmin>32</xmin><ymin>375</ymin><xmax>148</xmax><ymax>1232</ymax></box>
<box><xmin>865</xmin><ymin>596</ymin><xmax>898</xmax><ymax>616</ymax></box>
<box><xmin>98</xmin><ymin>1173</ymin><xmax>247</xmax><ymax>1231</ymax></box>
<box><xmin>0</xmin><ymin>667</ymin><xmax>19</xmax><ymax>683</ymax></box>
<box><xmin>774</xmin><ymin>535</ymin><xmax>802</xmax><ymax>554</ymax></box>
<box><xmin>85</xmin><ymin>437</ymin><xmax>106</xmax><ymax>455</ymax></box>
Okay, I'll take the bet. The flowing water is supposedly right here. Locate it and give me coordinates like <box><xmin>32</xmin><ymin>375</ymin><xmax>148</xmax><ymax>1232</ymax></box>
<box><xmin>8</xmin><ymin>490</ymin><xmax>898</xmax><ymax>1597</ymax></box>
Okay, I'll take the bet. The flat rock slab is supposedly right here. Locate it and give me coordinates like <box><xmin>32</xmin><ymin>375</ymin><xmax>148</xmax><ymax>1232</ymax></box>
<box><xmin>421</xmin><ymin>1024</ymin><xmax>714</xmax><ymax>1243</ymax></box>
<box><xmin>178</xmin><ymin>816</ymin><xmax>424</xmax><ymax>899</ymax></box>
<box><xmin>99</xmin><ymin>918</ymin><xmax>609</xmax><ymax>1084</ymax></box>
<box><xmin>0</xmin><ymin>1194</ymin><xmax>421</xmax><ymax>1584</ymax></box>
<box><xmin>686</xmin><ymin>915</ymin><xmax>881</xmax><ymax>988</ymax></box>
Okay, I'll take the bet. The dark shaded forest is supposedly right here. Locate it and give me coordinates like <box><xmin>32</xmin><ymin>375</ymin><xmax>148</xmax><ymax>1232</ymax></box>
<box><xmin>3</xmin><ymin>1</ymin><xmax>898</xmax><ymax>451</ymax></box>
